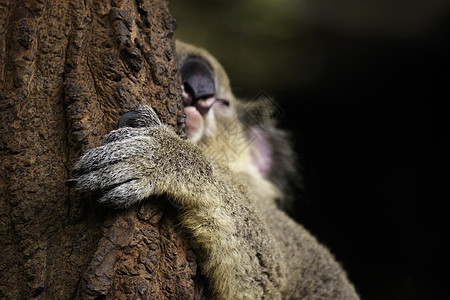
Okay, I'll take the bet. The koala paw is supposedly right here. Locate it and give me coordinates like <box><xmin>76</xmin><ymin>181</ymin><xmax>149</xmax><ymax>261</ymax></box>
<box><xmin>71</xmin><ymin>106</ymin><xmax>170</xmax><ymax>208</ymax></box>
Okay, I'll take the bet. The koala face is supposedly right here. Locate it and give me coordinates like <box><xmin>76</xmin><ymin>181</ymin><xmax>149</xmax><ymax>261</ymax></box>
<box><xmin>177</xmin><ymin>41</ymin><xmax>236</xmax><ymax>143</ymax></box>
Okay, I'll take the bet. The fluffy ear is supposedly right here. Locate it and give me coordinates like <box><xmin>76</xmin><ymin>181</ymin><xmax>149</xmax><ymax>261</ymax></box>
<box><xmin>239</xmin><ymin>100</ymin><xmax>301</xmax><ymax>205</ymax></box>
<box><xmin>247</xmin><ymin>127</ymin><xmax>274</xmax><ymax>177</ymax></box>
<box><xmin>249</xmin><ymin>125</ymin><xmax>299</xmax><ymax>195</ymax></box>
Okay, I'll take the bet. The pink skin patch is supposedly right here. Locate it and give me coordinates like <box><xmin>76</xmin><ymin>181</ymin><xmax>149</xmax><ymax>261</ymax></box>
<box><xmin>249</xmin><ymin>128</ymin><xmax>272</xmax><ymax>177</ymax></box>
<box><xmin>183</xmin><ymin>84</ymin><xmax>216</xmax><ymax>138</ymax></box>
<box><xmin>184</xmin><ymin>106</ymin><xmax>203</xmax><ymax>134</ymax></box>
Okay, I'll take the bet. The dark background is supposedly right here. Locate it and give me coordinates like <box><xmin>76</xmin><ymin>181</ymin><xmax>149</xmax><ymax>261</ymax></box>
<box><xmin>170</xmin><ymin>1</ymin><xmax>449</xmax><ymax>299</ymax></box>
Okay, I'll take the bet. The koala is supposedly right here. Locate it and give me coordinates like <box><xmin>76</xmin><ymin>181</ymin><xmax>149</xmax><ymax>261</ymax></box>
<box><xmin>72</xmin><ymin>40</ymin><xmax>359</xmax><ymax>299</ymax></box>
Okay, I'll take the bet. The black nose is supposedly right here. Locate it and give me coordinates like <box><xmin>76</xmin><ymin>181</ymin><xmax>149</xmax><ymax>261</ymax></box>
<box><xmin>181</xmin><ymin>58</ymin><xmax>215</xmax><ymax>106</ymax></box>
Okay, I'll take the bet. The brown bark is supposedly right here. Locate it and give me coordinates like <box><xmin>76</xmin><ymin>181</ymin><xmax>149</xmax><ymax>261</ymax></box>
<box><xmin>0</xmin><ymin>0</ymin><xmax>203</xmax><ymax>299</ymax></box>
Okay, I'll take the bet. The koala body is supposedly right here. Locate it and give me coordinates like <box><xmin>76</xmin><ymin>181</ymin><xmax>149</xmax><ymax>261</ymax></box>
<box><xmin>73</xmin><ymin>41</ymin><xmax>359</xmax><ymax>299</ymax></box>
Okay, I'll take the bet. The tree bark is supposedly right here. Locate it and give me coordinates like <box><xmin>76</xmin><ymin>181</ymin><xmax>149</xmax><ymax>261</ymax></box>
<box><xmin>0</xmin><ymin>0</ymin><xmax>203</xmax><ymax>299</ymax></box>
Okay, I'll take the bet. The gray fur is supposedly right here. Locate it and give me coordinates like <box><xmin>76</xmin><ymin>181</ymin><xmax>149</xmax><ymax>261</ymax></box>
<box><xmin>72</xmin><ymin>42</ymin><xmax>359</xmax><ymax>299</ymax></box>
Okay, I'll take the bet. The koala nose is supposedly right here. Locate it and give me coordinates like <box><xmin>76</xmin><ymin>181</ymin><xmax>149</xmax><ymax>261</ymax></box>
<box><xmin>182</xmin><ymin>82</ymin><xmax>215</xmax><ymax>115</ymax></box>
<box><xmin>181</xmin><ymin>58</ymin><xmax>216</xmax><ymax>113</ymax></box>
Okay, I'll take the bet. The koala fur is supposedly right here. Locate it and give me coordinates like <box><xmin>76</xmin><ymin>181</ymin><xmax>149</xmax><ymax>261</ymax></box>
<box><xmin>72</xmin><ymin>41</ymin><xmax>359</xmax><ymax>299</ymax></box>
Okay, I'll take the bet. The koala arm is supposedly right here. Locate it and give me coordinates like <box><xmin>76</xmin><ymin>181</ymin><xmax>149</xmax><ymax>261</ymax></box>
<box><xmin>73</xmin><ymin>107</ymin><xmax>286</xmax><ymax>299</ymax></box>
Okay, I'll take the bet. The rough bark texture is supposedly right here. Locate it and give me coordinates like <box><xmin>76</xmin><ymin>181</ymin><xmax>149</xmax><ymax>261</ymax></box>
<box><xmin>0</xmin><ymin>0</ymin><xmax>203</xmax><ymax>299</ymax></box>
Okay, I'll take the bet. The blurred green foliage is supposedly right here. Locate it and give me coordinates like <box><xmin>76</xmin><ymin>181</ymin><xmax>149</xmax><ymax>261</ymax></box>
<box><xmin>170</xmin><ymin>0</ymin><xmax>449</xmax><ymax>98</ymax></box>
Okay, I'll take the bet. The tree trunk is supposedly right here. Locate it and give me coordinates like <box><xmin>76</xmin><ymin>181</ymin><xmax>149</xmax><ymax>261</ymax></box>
<box><xmin>0</xmin><ymin>0</ymin><xmax>203</xmax><ymax>299</ymax></box>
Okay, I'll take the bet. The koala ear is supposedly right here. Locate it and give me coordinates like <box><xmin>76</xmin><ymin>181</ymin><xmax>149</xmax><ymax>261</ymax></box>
<box><xmin>118</xmin><ymin>110</ymin><xmax>141</xmax><ymax>128</ymax></box>
<box><xmin>248</xmin><ymin>125</ymin><xmax>300</xmax><ymax>205</ymax></box>
<box><xmin>248</xmin><ymin>127</ymin><xmax>273</xmax><ymax>177</ymax></box>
